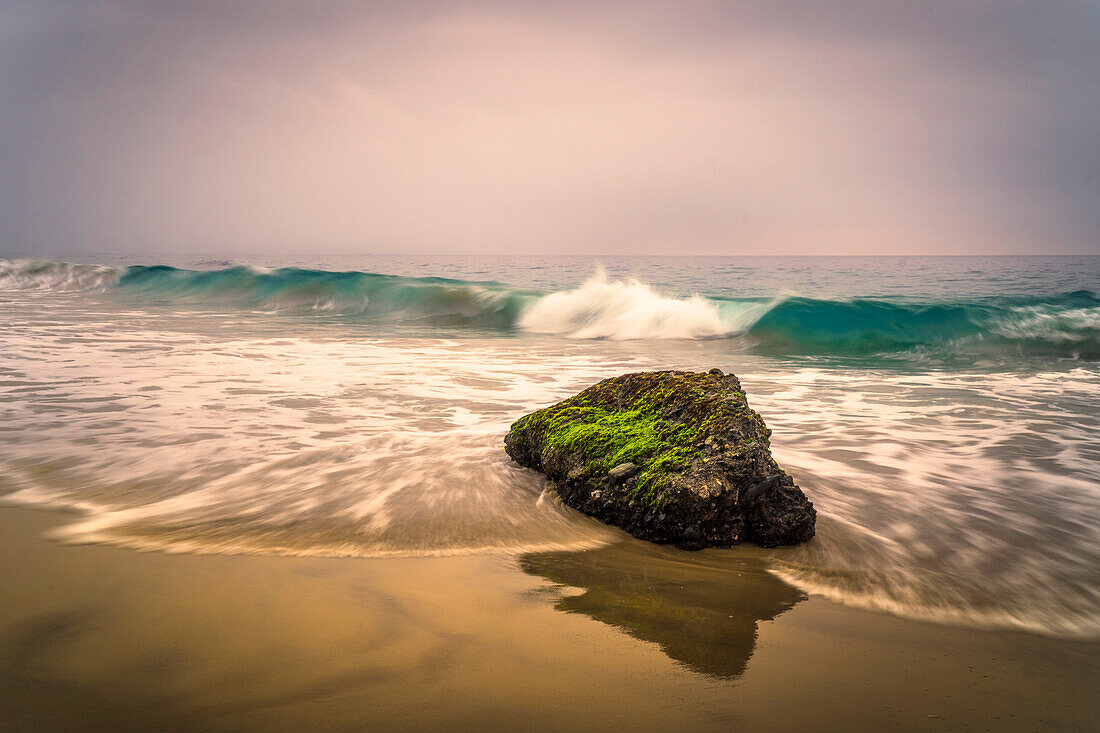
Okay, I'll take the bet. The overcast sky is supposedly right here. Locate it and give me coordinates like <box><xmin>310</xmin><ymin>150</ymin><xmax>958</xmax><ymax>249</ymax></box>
<box><xmin>2</xmin><ymin>0</ymin><xmax>1098</xmax><ymax>255</ymax></box>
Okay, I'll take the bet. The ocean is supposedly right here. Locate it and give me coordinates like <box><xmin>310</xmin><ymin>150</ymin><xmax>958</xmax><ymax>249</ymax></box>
<box><xmin>2</xmin><ymin>254</ymin><xmax>1098</xmax><ymax>640</ymax></box>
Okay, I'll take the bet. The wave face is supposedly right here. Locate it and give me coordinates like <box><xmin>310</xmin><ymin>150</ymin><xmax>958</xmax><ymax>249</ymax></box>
<box><xmin>2</xmin><ymin>259</ymin><xmax>1097</xmax><ymax>358</ymax></box>
<box><xmin>746</xmin><ymin>291</ymin><xmax>1100</xmax><ymax>358</ymax></box>
<box><xmin>116</xmin><ymin>264</ymin><xmax>535</xmax><ymax>327</ymax></box>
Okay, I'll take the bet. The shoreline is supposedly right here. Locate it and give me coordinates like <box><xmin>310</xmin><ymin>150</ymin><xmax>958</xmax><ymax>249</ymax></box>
<box><xmin>1</xmin><ymin>506</ymin><xmax>1096</xmax><ymax>731</ymax></box>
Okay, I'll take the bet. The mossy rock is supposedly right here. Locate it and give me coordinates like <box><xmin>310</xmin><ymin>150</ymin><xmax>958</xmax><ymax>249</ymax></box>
<box><xmin>505</xmin><ymin>370</ymin><xmax>816</xmax><ymax>549</ymax></box>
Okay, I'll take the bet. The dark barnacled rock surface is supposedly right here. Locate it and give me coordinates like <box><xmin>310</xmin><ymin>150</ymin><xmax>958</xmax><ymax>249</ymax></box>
<box><xmin>504</xmin><ymin>370</ymin><xmax>816</xmax><ymax>549</ymax></box>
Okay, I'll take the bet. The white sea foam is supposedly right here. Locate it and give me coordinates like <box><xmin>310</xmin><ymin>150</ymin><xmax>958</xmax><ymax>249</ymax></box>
<box><xmin>519</xmin><ymin>269</ymin><xmax>732</xmax><ymax>339</ymax></box>
<box><xmin>0</xmin><ymin>259</ymin><xmax>122</xmax><ymax>291</ymax></box>
<box><xmin>0</xmin><ymin>320</ymin><xmax>630</xmax><ymax>558</ymax></box>
<box><xmin>769</xmin><ymin>556</ymin><xmax>1100</xmax><ymax>640</ymax></box>
<box><xmin>744</xmin><ymin>366</ymin><xmax>1100</xmax><ymax>640</ymax></box>
<box><xmin>992</xmin><ymin>304</ymin><xmax>1100</xmax><ymax>341</ymax></box>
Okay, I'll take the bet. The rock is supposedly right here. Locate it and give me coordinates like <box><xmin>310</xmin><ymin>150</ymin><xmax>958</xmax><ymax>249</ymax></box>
<box><xmin>677</xmin><ymin>525</ymin><xmax>704</xmax><ymax>551</ymax></box>
<box><xmin>607</xmin><ymin>462</ymin><xmax>638</xmax><ymax>484</ymax></box>
<box><xmin>504</xmin><ymin>370</ymin><xmax>816</xmax><ymax>549</ymax></box>
<box><xmin>708</xmin><ymin>367</ymin><xmax>724</xmax><ymax>376</ymax></box>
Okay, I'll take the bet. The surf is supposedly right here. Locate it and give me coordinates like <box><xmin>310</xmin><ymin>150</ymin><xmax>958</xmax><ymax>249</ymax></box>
<box><xmin>2</xmin><ymin>259</ymin><xmax>1097</xmax><ymax>359</ymax></box>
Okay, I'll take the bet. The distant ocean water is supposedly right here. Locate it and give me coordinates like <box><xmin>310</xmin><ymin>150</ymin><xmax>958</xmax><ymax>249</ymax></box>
<box><xmin>2</xmin><ymin>254</ymin><xmax>1098</xmax><ymax>639</ymax></box>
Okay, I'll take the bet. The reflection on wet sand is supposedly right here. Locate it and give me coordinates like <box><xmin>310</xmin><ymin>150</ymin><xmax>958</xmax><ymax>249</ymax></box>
<box><xmin>520</xmin><ymin>541</ymin><xmax>805</xmax><ymax>679</ymax></box>
<box><xmin>2</xmin><ymin>509</ymin><xmax>1098</xmax><ymax>731</ymax></box>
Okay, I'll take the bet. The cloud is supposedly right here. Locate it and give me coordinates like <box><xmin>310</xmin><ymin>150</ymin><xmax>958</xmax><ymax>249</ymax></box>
<box><xmin>1</xmin><ymin>0</ymin><xmax>1097</xmax><ymax>254</ymax></box>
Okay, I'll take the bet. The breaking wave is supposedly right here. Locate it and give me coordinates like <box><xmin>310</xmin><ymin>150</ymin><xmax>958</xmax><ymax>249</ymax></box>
<box><xmin>518</xmin><ymin>268</ymin><xmax>736</xmax><ymax>339</ymax></box>
<box><xmin>0</xmin><ymin>258</ymin><xmax>123</xmax><ymax>291</ymax></box>
<box><xmin>2</xmin><ymin>259</ymin><xmax>1097</xmax><ymax>358</ymax></box>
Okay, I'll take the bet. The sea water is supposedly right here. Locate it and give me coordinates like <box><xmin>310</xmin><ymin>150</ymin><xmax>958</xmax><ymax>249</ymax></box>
<box><xmin>1</xmin><ymin>254</ymin><xmax>1097</xmax><ymax>639</ymax></box>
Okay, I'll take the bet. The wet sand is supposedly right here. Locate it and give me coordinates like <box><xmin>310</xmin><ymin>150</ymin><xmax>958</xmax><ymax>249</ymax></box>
<box><xmin>0</xmin><ymin>507</ymin><xmax>1095</xmax><ymax>732</ymax></box>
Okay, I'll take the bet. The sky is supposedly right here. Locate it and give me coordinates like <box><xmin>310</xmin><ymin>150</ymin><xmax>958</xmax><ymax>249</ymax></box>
<box><xmin>1</xmin><ymin>0</ymin><xmax>1098</xmax><ymax>256</ymax></box>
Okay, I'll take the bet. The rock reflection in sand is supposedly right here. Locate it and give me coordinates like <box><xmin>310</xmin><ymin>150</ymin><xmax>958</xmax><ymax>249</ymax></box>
<box><xmin>520</xmin><ymin>541</ymin><xmax>805</xmax><ymax>679</ymax></box>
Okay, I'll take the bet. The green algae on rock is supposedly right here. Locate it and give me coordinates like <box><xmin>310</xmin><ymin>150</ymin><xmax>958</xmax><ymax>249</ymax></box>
<box><xmin>504</xmin><ymin>370</ymin><xmax>816</xmax><ymax>549</ymax></box>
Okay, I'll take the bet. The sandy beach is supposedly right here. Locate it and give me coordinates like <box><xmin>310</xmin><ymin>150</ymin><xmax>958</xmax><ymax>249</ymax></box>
<box><xmin>1</xmin><ymin>507</ymin><xmax>1095</xmax><ymax>732</ymax></box>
